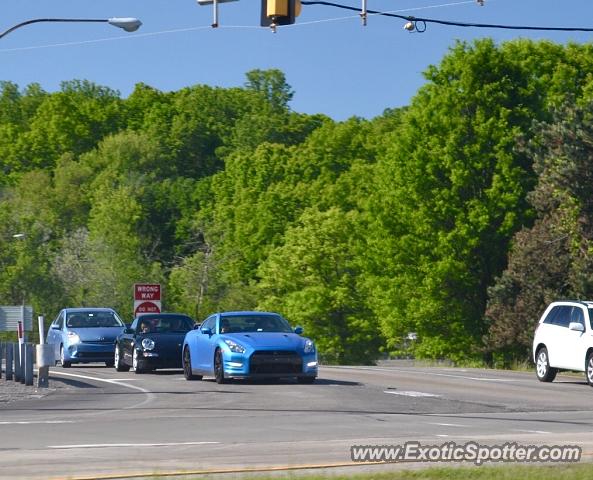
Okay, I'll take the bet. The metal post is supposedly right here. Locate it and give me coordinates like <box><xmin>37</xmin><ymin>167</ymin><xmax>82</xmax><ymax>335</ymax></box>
<box><xmin>13</xmin><ymin>342</ymin><xmax>21</xmax><ymax>382</ymax></box>
<box><xmin>36</xmin><ymin>344</ymin><xmax>52</xmax><ymax>388</ymax></box>
<box><xmin>0</xmin><ymin>342</ymin><xmax>3</xmax><ymax>380</ymax></box>
<box><xmin>212</xmin><ymin>0</ymin><xmax>219</xmax><ymax>28</ymax></box>
<box><xmin>19</xmin><ymin>343</ymin><xmax>26</xmax><ymax>384</ymax></box>
<box><xmin>5</xmin><ymin>343</ymin><xmax>13</xmax><ymax>380</ymax></box>
<box><xmin>38</xmin><ymin>315</ymin><xmax>45</xmax><ymax>344</ymax></box>
<box><xmin>24</xmin><ymin>343</ymin><xmax>33</xmax><ymax>386</ymax></box>
<box><xmin>361</xmin><ymin>0</ymin><xmax>367</xmax><ymax>26</ymax></box>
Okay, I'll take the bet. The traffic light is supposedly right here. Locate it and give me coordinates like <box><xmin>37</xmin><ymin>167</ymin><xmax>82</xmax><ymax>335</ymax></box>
<box><xmin>261</xmin><ymin>0</ymin><xmax>301</xmax><ymax>27</ymax></box>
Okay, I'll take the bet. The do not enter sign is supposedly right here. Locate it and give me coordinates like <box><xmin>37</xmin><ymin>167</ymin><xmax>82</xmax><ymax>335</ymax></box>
<box><xmin>133</xmin><ymin>284</ymin><xmax>161</xmax><ymax>317</ymax></box>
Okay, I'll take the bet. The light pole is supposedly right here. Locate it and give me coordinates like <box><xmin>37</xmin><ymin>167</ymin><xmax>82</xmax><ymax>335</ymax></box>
<box><xmin>0</xmin><ymin>17</ymin><xmax>142</xmax><ymax>40</ymax></box>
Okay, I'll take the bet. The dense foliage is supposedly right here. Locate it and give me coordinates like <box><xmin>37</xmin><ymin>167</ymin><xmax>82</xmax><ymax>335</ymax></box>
<box><xmin>2</xmin><ymin>40</ymin><xmax>593</xmax><ymax>364</ymax></box>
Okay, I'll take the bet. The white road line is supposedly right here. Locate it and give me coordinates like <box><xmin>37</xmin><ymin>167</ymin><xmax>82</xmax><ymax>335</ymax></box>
<box><xmin>49</xmin><ymin>370</ymin><xmax>155</xmax><ymax>409</ymax></box>
<box><xmin>513</xmin><ymin>429</ymin><xmax>552</xmax><ymax>434</ymax></box>
<box><xmin>48</xmin><ymin>441</ymin><xmax>220</xmax><ymax>449</ymax></box>
<box><xmin>0</xmin><ymin>420</ymin><xmax>75</xmax><ymax>425</ymax></box>
<box><xmin>435</xmin><ymin>434</ymin><xmax>449</xmax><ymax>437</ymax></box>
<box><xmin>383</xmin><ymin>390</ymin><xmax>441</xmax><ymax>398</ymax></box>
<box><xmin>331</xmin><ymin>366</ymin><xmax>519</xmax><ymax>382</ymax></box>
<box><xmin>428</xmin><ymin>422</ymin><xmax>468</xmax><ymax>427</ymax></box>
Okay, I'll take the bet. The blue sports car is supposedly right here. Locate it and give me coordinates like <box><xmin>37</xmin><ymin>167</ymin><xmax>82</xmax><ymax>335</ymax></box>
<box><xmin>182</xmin><ymin>311</ymin><xmax>318</xmax><ymax>384</ymax></box>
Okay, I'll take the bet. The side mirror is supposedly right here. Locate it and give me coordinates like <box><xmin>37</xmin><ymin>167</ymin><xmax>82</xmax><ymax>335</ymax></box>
<box><xmin>124</xmin><ymin>328</ymin><xmax>134</xmax><ymax>335</ymax></box>
<box><xmin>294</xmin><ymin>326</ymin><xmax>303</xmax><ymax>335</ymax></box>
<box><xmin>202</xmin><ymin>327</ymin><xmax>212</xmax><ymax>336</ymax></box>
<box><xmin>50</xmin><ymin>325</ymin><xmax>60</xmax><ymax>330</ymax></box>
<box><xmin>569</xmin><ymin>322</ymin><xmax>585</xmax><ymax>332</ymax></box>
<box><xmin>193</xmin><ymin>324</ymin><xmax>201</xmax><ymax>330</ymax></box>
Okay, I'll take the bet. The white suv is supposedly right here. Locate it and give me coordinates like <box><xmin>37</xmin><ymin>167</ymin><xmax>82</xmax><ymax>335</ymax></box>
<box><xmin>533</xmin><ymin>300</ymin><xmax>593</xmax><ymax>386</ymax></box>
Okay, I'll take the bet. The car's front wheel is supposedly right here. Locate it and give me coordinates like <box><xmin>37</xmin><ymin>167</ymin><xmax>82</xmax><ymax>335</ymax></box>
<box><xmin>214</xmin><ymin>349</ymin><xmax>226</xmax><ymax>384</ymax></box>
<box><xmin>114</xmin><ymin>345</ymin><xmax>130</xmax><ymax>372</ymax></box>
<box><xmin>183</xmin><ymin>346</ymin><xmax>202</xmax><ymax>381</ymax></box>
<box><xmin>133</xmin><ymin>349</ymin><xmax>145</xmax><ymax>374</ymax></box>
<box><xmin>536</xmin><ymin>347</ymin><xmax>557</xmax><ymax>382</ymax></box>
<box><xmin>586</xmin><ymin>351</ymin><xmax>593</xmax><ymax>387</ymax></box>
<box><xmin>60</xmin><ymin>346</ymin><xmax>71</xmax><ymax>368</ymax></box>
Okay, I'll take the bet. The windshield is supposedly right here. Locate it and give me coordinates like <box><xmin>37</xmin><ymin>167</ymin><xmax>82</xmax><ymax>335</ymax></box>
<box><xmin>137</xmin><ymin>315</ymin><xmax>194</xmax><ymax>334</ymax></box>
<box><xmin>220</xmin><ymin>314</ymin><xmax>292</xmax><ymax>334</ymax></box>
<box><xmin>66</xmin><ymin>311</ymin><xmax>124</xmax><ymax>328</ymax></box>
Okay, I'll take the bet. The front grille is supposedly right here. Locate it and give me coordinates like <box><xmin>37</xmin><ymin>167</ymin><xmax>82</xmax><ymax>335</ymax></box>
<box><xmin>249</xmin><ymin>350</ymin><xmax>302</xmax><ymax>375</ymax></box>
<box><xmin>77</xmin><ymin>351</ymin><xmax>110</xmax><ymax>358</ymax></box>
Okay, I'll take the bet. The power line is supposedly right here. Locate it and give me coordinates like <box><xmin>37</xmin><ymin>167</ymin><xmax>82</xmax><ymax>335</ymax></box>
<box><xmin>301</xmin><ymin>1</ymin><xmax>593</xmax><ymax>32</ymax></box>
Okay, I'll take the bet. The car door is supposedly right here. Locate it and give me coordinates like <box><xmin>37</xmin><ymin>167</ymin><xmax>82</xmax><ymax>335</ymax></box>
<box><xmin>121</xmin><ymin>319</ymin><xmax>138</xmax><ymax>365</ymax></box>
<box><xmin>195</xmin><ymin>315</ymin><xmax>217</xmax><ymax>371</ymax></box>
<box><xmin>565</xmin><ymin>306</ymin><xmax>590</xmax><ymax>371</ymax></box>
<box><xmin>541</xmin><ymin>305</ymin><xmax>571</xmax><ymax>369</ymax></box>
<box><xmin>47</xmin><ymin>311</ymin><xmax>64</xmax><ymax>358</ymax></box>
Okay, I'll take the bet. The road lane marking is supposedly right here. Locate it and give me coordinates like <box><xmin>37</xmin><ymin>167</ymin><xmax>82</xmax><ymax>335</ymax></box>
<box><xmin>49</xmin><ymin>370</ymin><xmax>155</xmax><ymax>409</ymax></box>
<box><xmin>512</xmin><ymin>429</ymin><xmax>552</xmax><ymax>434</ymax></box>
<box><xmin>0</xmin><ymin>420</ymin><xmax>75</xmax><ymax>425</ymax></box>
<box><xmin>428</xmin><ymin>422</ymin><xmax>468</xmax><ymax>427</ymax></box>
<box><xmin>383</xmin><ymin>390</ymin><xmax>441</xmax><ymax>398</ymax></box>
<box><xmin>48</xmin><ymin>441</ymin><xmax>220</xmax><ymax>449</ymax></box>
<box><xmin>330</xmin><ymin>366</ymin><xmax>519</xmax><ymax>382</ymax></box>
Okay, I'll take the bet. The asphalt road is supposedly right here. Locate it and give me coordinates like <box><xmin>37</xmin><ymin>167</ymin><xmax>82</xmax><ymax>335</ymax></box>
<box><xmin>1</xmin><ymin>363</ymin><xmax>592</xmax><ymax>479</ymax></box>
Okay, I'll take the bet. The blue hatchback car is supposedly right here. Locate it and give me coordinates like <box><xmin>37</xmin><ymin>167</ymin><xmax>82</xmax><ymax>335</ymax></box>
<box><xmin>46</xmin><ymin>308</ymin><xmax>125</xmax><ymax>368</ymax></box>
<box><xmin>182</xmin><ymin>311</ymin><xmax>318</xmax><ymax>384</ymax></box>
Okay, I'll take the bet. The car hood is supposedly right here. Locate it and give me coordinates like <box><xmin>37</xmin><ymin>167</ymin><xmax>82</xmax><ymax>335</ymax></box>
<box><xmin>223</xmin><ymin>332</ymin><xmax>305</xmax><ymax>350</ymax></box>
<box><xmin>72</xmin><ymin>327</ymin><xmax>124</xmax><ymax>342</ymax></box>
<box><xmin>140</xmin><ymin>332</ymin><xmax>186</xmax><ymax>347</ymax></box>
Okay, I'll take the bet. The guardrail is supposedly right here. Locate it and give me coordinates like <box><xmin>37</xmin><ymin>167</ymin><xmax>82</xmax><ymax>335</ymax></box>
<box><xmin>0</xmin><ymin>341</ymin><xmax>52</xmax><ymax>387</ymax></box>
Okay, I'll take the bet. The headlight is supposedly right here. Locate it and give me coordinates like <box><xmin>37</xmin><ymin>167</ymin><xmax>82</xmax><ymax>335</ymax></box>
<box><xmin>141</xmin><ymin>338</ymin><xmax>155</xmax><ymax>350</ymax></box>
<box><xmin>304</xmin><ymin>339</ymin><xmax>315</xmax><ymax>353</ymax></box>
<box><xmin>224</xmin><ymin>339</ymin><xmax>245</xmax><ymax>354</ymax></box>
<box><xmin>67</xmin><ymin>331</ymin><xmax>80</xmax><ymax>345</ymax></box>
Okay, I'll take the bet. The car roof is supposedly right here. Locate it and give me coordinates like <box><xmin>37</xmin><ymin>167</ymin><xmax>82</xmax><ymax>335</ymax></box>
<box><xmin>550</xmin><ymin>300</ymin><xmax>593</xmax><ymax>307</ymax></box>
<box><xmin>219</xmin><ymin>311</ymin><xmax>280</xmax><ymax>317</ymax></box>
<box><xmin>135</xmin><ymin>312</ymin><xmax>193</xmax><ymax>319</ymax></box>
<box><xmin>64</xmin><ymin>307</ymin><xmax>116</xmax><ymax>313</ymax></box>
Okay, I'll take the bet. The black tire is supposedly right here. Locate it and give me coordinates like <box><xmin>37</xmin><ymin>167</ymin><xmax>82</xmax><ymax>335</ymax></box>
<box><xmin>535</xmin><ymin>347</ymin><xmax>557</xmax><ymax>382</ymax></box>
<box><xmin>114</xmin><ymin>344</ymin><xmax>130</xmax><ymax>372</ymax></box>
<box><xmin>586</xmin><ymin>351</ymin><xmax>593</xmax><ymax>387</ymax></box>
<box><xmin>214</xmin><ymin>349</ymin><xmax>226</xmax><ymax>384</ymax></box>
<box><xmin>183</xmin><ymin>347</ymin><xmax>202</xmax><ymax>381</ymax></box>
<box><xmin>105</xmin><ymin>360</ymin><xmax>115</xmax><ymax>368</ymax></box>
<box><xmin>297</xmin><ymin>376</ymin><xmax>316</xmax><ymax>384</ymax></box>
<box><xmin>60</xmin><ymin>346</ymin><xmax>71</xmax><ymax>368</ymax></box>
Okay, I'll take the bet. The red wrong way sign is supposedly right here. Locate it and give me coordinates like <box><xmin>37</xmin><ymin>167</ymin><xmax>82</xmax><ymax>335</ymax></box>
<box><xmin>134</xmin><ymin>283</ymin><xmax>162</xmax><ymax>317</ymax></box>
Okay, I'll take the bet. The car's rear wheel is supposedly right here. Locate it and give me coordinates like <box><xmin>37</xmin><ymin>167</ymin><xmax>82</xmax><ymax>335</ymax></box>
<box><xmin>183</xmin><ymin>346</ymin><xmax>202</xmax><ymax>381</ymax></box>
<box><xmin>133</xmin><ymin>349</ymin><xmax>144</xmax><ymax>374</ymax></box>
<box><xmin>586</xmin><ymin>351</ymin><xmax>593</xmax><ymax>387</ymax></box>
<box><xmin>114</xmin><ymin>345</ymin><xmax>129</xmax><ymax>372</ymax></box>
<box><xmin>60</xmin><ymin>346</ymin><xmax>71</xmax><ymax>368</ymax></box>
<box><xmin>297</xmin><ymin>376</ymin><xmax>316</xmax><ymax>384</ymax></box>
<box><xmin>536</xmin><ymin>347</ymin><xmax>557</xmax><ymax>382</ymax></box>
<box><xmin>214</xmin><ymin>349</ymin><xmax>226</xmax><ymax>384</ymax></box>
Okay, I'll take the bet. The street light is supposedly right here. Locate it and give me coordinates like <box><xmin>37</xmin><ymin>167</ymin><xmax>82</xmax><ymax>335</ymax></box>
<box><xmin>0</xmin><ymin>17</ymin><xmax>142</xmax><ymax>40</ymax></box>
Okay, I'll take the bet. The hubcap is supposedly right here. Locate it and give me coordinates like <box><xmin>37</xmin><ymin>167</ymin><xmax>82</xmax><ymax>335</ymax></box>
<box><xmin>587</xmin><ymin>357</ymin><xmax>593</xmax><ymax>383</ymax></box>
<box><xmin>133</xmin><ymin>350</ymin><xmax>138</xmax><ymax>370</ymax></box>
<box><xmin>115</xmin><ymin>347</ymin><xmax>119</xmax><ymax>366</ymax></box>
<box><xmin>215</xmin><ymin>352</ymin><xmax>221</xmax><ymax>378</ymax></box>
<box><xmin>537</xmin><ymin>351</ymin><xmax>548</xmax><ymax>377</ymax></box>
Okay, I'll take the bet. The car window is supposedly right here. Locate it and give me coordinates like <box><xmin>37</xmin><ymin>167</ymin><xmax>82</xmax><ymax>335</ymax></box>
<box><xmin>135</xmin><ymin>315</ymin><xmax>194</xmax><ymax>333</ymax></box>
<box><xmin>66</xmin><ymin>311</ymin><xmax>124</xmax><ymax>328</ymax></box>
<box><xmin>588</xmin><ymin>307</ymin><xmax>593</xmax><ymax>330</ymax></box>
<box><xmin>553</xmin><ymin>306</ymin><xmax>571</xmax><ymax>328</ymax></box>
<box><xmin>543</xmin><ymin>306</ymin><xmax>561</xmax><ymax>325</ymax></box>
<box><xmin>570</xmin><ymin>306</ymin><xmax>585</xmax><ymax>326</ymax></box>
<box><xmin>202</xmin><ymin>316</ymin><xmax>216</xmax><ymax>332</ymax></box>
<box><xmin>219</xmin><ymin>314</ymin><xmax>292</xmax><ymax>334</ymax></box>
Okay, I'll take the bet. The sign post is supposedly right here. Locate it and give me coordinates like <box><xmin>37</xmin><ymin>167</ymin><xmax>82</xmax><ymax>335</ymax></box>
<box><xmin>133</xmin><ymin>284</ymin><xmax>162</xmax><ymax>318</ymax></box>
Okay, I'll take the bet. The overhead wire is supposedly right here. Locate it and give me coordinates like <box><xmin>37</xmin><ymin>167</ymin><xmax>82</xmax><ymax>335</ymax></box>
<box><xmin>300</xmin><ymin>1</ymin><xmax>593</xmax><ymax>32</ymax></box>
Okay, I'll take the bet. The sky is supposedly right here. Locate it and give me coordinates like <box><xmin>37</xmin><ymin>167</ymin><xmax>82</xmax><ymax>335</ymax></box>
<box><xmin>1</xmin><ymin>1</ymin><xmax>592</xmax><ymax>120</ymax></box>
